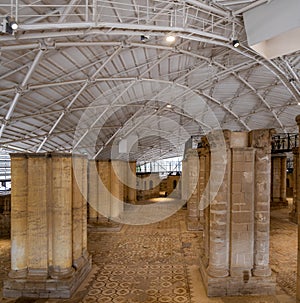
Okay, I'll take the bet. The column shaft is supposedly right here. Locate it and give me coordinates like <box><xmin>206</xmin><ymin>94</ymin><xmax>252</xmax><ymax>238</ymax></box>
<box><xmin>186</xmin><ymin>150</ymin><xmax>200</xmax><ymax>230</ymax></box>
<box><xmin>88</xmin><ymin>160</ymin><xmax>98</xmax><ymax>222</ymax></box>
<box><xmin>290</xmin><ymin>148</ymin><xmax>299</xmax><ymax>223</ymax></box>
<box><xmin>230</xmin><ymin>148</ymin><xmax>255</xmax><ymax>276</ymax></box>
<box><xmin>280</xmin><ymin>156</ymin><xmax>287</xmax><ymax>203</ymax></box>
<box><xmin>82</xmin><ymin>157</ymin><xmax>88</xmax><ymax>256</ymax></box>
<box><xmin>110</xmin><ymin>160</ymin><xmax>124</xmax><ymax>218</ymax></box>
<box><xmin>27</xmin><ymin>155</ymin><xmax>48</xmax><ymax>278</ymax></box>
<box><xmin>207</xmin><ymin>149</ymin><xmax>230</xmax><ymax>277</ymax></box>
<box><xmin>9</xmin><ymin>154</ymin><xmax>28</xmax><ymax>278</ymax></box>
<box><xmin>97</xmin><ymin>160</ymin><xmax>111</xmax><ymax>218</ymax></box>
<box><xmin>296</xmin><ymin>115</ymin><xmax>300</xmax><ymax>303</ymax></box>
<box><xmin>127</xmin><ymin>161</ymin><xmax>136</xmax><ymax>204</ymax></box>
<box><xmin>72</xmin><ymin>156</ymin><xmax>84</xmax><ymax>268</ymax></box>
<box><xmin>202</xmin><ymin>150</ymin><xmax>210</xmax><ymax>267</ymax></box>
<box><xmin>51</xmin><ymin>155</ymin><xmax>74</xmax><ymax>279</ymax></box>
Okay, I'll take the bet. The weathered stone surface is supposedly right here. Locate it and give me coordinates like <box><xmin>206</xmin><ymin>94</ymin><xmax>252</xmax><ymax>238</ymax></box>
<box><xmin>271</xmin><ymin>154</ymin><xmax>288</xmax><ymax>207</ymax></box>
<box><xmin>4</xmin><ymin>153</ymin><xmax>91</xmax><ymax>298</ymax></box>
<box><xmin>194</xmin><ymin>130</ymin><xmax>275</xmax><ymax>296</ymax></box>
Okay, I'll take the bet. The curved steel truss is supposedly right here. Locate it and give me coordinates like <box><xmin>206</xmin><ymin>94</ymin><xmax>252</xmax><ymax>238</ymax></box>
<box><xmin>0</xmin><ymin>1</ymin><xmax>299</xmax><ymax>161</ymax></box>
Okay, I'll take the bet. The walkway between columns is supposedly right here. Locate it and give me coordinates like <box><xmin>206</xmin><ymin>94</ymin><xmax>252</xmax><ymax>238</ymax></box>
<box><xmin>0</xmin><ymin>206</ymin><xmax>296</xmax><ymax>303</ymax></box>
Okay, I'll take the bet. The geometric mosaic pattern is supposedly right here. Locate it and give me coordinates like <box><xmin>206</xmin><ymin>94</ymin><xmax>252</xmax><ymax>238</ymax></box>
<box><xmin>0</xmin><ymin>208</ymin><xmax>297</xmax><ymax>303</ymax></box>
<box><xmin>86</xmin><ymin>210</ymin><xmax>196</xmax><ymax>303</ymax></box>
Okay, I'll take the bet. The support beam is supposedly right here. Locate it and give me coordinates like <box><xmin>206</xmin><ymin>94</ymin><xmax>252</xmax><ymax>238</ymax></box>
<box><xmin>36</xmin><ymin>46</ymin><xmax>122</xmax><ymax>152</ymax></box>
<box><xmin>0</xmin><ymin>49</ymin><xmax>44</xmax><ymax>139</ymax></box>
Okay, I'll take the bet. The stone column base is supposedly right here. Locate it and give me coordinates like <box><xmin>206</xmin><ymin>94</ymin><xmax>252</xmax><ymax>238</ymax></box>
<box><xmin>3</xmin><ymin>255</ymin><xmax>92</xmax><ymax>299</ymax></box>
<box><xmin>199</xmin><ymin>257</ymin><xmax>276</xmax><ymax>297</ymax></box>
<box><xmin>187</xmin><ymin>217</ymin><xmax>203</xmax><ymax>231</ymax></box>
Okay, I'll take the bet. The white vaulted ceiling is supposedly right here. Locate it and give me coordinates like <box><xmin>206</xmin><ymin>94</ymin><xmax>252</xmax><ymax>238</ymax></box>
<box><xmin>0</xmin><ymin>0</ymin><xmax>299</xmax><ymax>161</ymax></box>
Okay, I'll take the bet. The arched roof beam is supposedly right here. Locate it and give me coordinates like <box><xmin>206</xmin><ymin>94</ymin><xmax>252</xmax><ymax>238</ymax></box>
<box><xmin>177</xmin><ymin>48</ymin><xmax>286</xmax><ymax>131</ymax></box>
<box><xmin>35</xmin><ymin>45</ymin><xmax>123</xmax><ymax>152</ymax></box>
<box><xmin>1</xmin><ymin>77</ymin><xmax>250</xmax><ymax>152</ymax></box>
<box><xmin>0</xmin><ymin>49</ymin><xmax>45</xmax><ymax>139</ymax></box>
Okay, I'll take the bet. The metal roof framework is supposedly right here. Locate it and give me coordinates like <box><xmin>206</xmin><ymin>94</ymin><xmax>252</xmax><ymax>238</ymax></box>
<box><xmin>0</xmin><ymin>0</ymin><xmax>299</xmax><ymax>162</ymax></box>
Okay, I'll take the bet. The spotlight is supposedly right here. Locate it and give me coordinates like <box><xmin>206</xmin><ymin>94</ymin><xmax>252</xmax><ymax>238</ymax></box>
<box><xmin>232</xmin><ymin>39</ymin><xmax>240</xmax><ymax>48</ymax></box>
<box><xmin>166</xmin><ymin>35</ymin><xmax>175</xmax><ymax>43</ymax></box>
<box><xmin>10</xmin><ymin>20</ymin><xmax>18</xmax><ymax>30</ymax></box>
<box><xmin>2</xmin><ymin>16</ymin><xmax>18</xmax><ymax>35</ymax></box>
<box><xmin>140</xmin><ymin>35</ymin><xmax>149</xmax><ymax>42</ymax></box>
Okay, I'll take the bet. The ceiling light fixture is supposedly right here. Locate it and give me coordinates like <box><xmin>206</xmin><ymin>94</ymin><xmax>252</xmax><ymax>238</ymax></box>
<box><xmin>2</xmin><ymin>16</ymin><xmax>18</xmax><ymax>35</ymax></box>
<box><xmin>166</xmin><ymin>35</ymin><xmax>175</xmax><ymax>43</ymax></box>
<box><xmin>232</xmin><ymin>39</ymin><xmax>240</xmax><ymax>48</ymax></box>
<box><xmin>140</xmin><ymin>35</ymin><xmax>149</xmax><ymax>42</ymax></box>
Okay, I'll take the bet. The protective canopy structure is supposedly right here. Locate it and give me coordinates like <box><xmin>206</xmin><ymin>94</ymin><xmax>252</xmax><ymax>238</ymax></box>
<box><xmin>0</xmin><ymin>0</ymin><xmax>299</xmax><ymax>162</ymax></box>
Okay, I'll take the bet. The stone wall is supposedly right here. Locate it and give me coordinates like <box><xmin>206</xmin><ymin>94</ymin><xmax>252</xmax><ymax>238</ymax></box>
<box><xmin>159</xmin><ymin>174</ymin><xmax>181</xmax><ymax>198</ymax></box>
<box><xmin>188</xmin><ymin>130</ymin><xmax>276</xmax><ymax>296</ymax></box>
<box><xmin>136</xmin><ymin>172</ymin><xmax>160</xmax><ymax>200</ymax></box>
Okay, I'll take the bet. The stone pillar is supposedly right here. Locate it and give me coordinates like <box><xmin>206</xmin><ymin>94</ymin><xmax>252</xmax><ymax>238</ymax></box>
<box><xmin>110</xmin><ymin>160</ymin><xmax>124</xmax><ymax>218</ymax></box>
<box><xmin>97</xmin><ymin>160</ymin><xmax>111</xmax><ymax>219</ymax></box>
<box><xmin>181</xmin><ymin>159</ymin><xmax>188</xmax><ymax>202</ymax></box>
<box><xmin>202</xmin><ymin>147</ymin><xmax>210</xmax><ymax>268</ymax></box>
<box><xmin>9</xmin><ymin>154</ymin><xmax>28</xmax><ymax>279</ymax></box>
<box><xmin>271</xmin><ymin>154</ymin><xmax>288</xmax><ymax>207</ymax></box>
<box><xmin>121</xmin><ymin>161</ymin><xmax>128</xmax><ymax>203</ymax></box>
<box><xmin>72</xmin><ymin>156</ymin><xmax>85</xmax><ymax>269</ymax></box>
<box><xmin>197</xmin><ymin>148</ymin><xmax>206</xmax><ymax>224</ymax></box>
<box><xmin>186</xmin><ymin>149</ymin><xmax>201</xmax><ymax>230</ymax></box>
<box><xmin>199</xmin><ymin>130</ymin><xmax>275</xmax><ymax>297</ymax></box>
<box><xmin>250</xmin><ymin>129</ymin><xmax>273</xmax><ymax>277</ymax></box>
<box><xmin>88</xmin><ymin>160</ymin><xmax>98</xmax><ymax>222</ymax></box>
<box><xmin>207</xmin><ymin>131</ymin><xmax>231</xmax><ymax>278</ymax></box>
<box><xmin>296</xmin><ymin>115</ymin><xmax>300</xmax><ymax>303</ymax></box>
<box><xmin>290</xmin><ymin>147</ymin><xmax>298</xmax><ymax>223</ymax></box>
<box><xmin>230</xmin><ymin>147</ymin><xmax>254</xmax><ymax>277</ymax></box>
<box><xmin>4</xmin><ymin>153</ymin><xmax>91</xmax><ymax>298</ymax></box>
<box><xmin>82</xmin><ymin>158</ymin><xmax>88</xmax><ymax>257</ymax></box>
<box><xmin>127</xmin><ymin>161</ymin><xmax>137</xmax><ymax>204</ymax></box>
<box><xmin>27</xmin><ymin>154</ymin><xmax>49</xmax><ymax>279</ymax></box>
<box><xmin>50</xmin><ymin>155</ymin><xmax>74</xmax><ymax>279</ymax></box>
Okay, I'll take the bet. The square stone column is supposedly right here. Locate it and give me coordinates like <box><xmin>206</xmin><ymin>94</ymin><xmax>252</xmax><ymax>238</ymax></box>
<box><xmin>127</xmin><ymin>161</ymin><xmax>137</xmax><ymax>204</ymax></box>
<box><xmin>290</xmin><ymin>147</ymin><xmax>298</xmax><ymax>223</ymax></box>
<box><xmin>295</xmin><ymin>115</ymin><xmax>300</xmax><ymax>303</ymax></box>
<box><xmin>250</xmin><ymin>129</ymin><xmax>273</xmax><ymax>277</ymax></box>
<box><xmin>181</xmin><ymin>159</ymin><xmax>188</xmax><ymax>202</ymax></box>
<box><xmin>97</xmin><ymin>160</ymin><xmax>112</xmax><ymax>219</ymax></box>
<box><xmin>271</xmin><ymin>154</ymin><xmax>288</xmax><ymax>208</ymax></box>
<box><xmin>88</xmin><ymin>160</ymin><xmax>98</xmax><ymax>222</ymax></box>
<box><xmin>4</xmin><ymin>153</ymin><xmax>91</xmax><ymax>299</ymax></box>
<box><xmin>199</xmin><ymin>130</ymin><xmax>275</xmax><ymax>297</ymax></box>
<box><xmin>185</xmin><ymin>149</ymin><xmax>201</xmax><ymax>231</ymax></box>
<box><xmin>9</xmin><ymin>154</ymin><xmax>28</xmax><ymax>279</ymax></box>
<box><xmin>110</xmin><ymin>160</ymin><xmax>125</xmax><ymax>219</ymax></box>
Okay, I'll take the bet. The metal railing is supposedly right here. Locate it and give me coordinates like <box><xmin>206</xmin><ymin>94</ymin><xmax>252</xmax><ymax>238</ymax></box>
<box><xmin>137</xmin><ymin>159</ymin><xmax>182</xmax><ymax>174</ymax></box>
<box><xmin>0</xmin><ymin>0</ymin><xmax>234</xmax><ymax>40</ymax></box>
<box><xmin>271</xmin><ymin>133</ymin><xmax>298</xmax><ymax>154</ymax></box>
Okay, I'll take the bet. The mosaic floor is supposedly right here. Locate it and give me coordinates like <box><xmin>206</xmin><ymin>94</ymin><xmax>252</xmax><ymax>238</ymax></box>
<box><xmin>0</xmin><ymin>205</ymin><xmax>297</xmax><ymax>303</ymax></box>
